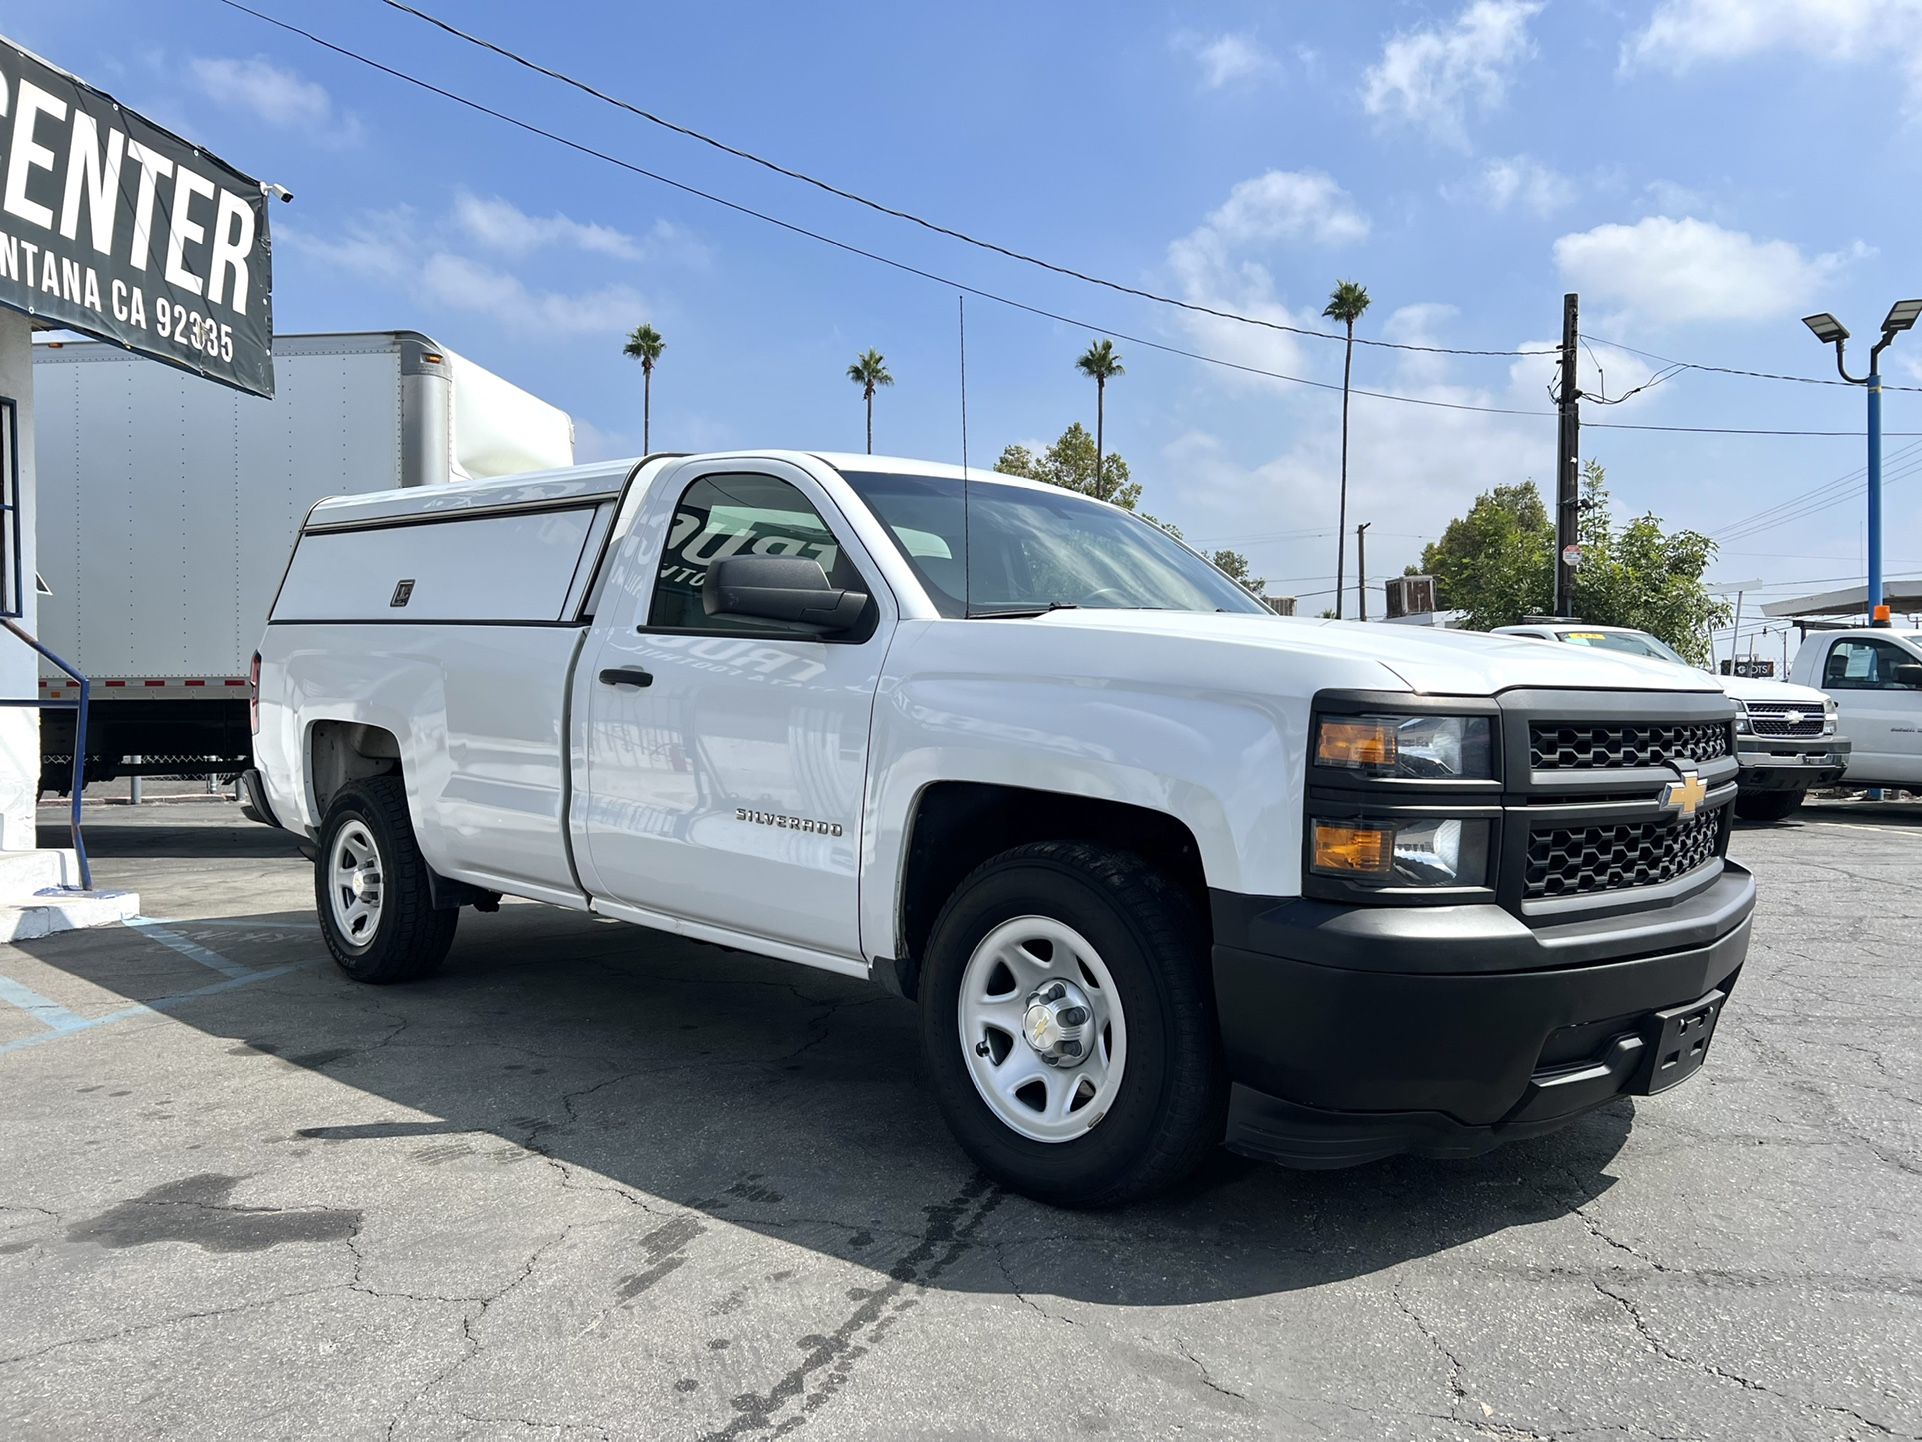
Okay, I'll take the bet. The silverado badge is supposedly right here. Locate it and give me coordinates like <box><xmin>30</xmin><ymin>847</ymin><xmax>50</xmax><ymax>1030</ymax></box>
<box><xmin>1658</xmin><ymin>770</ymin><xmax>1708</xmax><ymax>819</ymax></box>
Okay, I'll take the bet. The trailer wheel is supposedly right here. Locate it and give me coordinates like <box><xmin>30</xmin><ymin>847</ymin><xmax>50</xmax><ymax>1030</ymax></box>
<box><xmin>919</xmin><ymin>841</ymin><xmax>1227</xmax><ymax>1208</ymax></box>
<box><xmin>315</xmin><ymin>777</ymin><xmax>457</xmax><ymax>983</ymax></box>
<box><xmin>1734</xmin><ymin>789</ymin><xmax>1805</xmax><ymax>823</ymax></box>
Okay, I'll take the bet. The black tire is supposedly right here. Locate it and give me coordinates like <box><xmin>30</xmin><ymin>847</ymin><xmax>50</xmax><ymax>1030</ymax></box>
<box><xmin>918</xmin><ymin>841</ymin><xmax>1227</xmax><ymax>1208</ymax></box>
<box><xmin>1735</xmin><ymin>789</ymin><xmax>1805</xmax><ymax>822</ymax></box>
<box><xmin>314</xmin><ymin>777</ymin><xmax>458</xmax><ymax>983</ymax></box>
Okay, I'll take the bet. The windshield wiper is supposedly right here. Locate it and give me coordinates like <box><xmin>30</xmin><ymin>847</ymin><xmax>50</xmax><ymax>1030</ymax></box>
<box><xmin>970</xmin><ymin>601</ymin><xmax>1080</xmax><ymax>619</ymax></box>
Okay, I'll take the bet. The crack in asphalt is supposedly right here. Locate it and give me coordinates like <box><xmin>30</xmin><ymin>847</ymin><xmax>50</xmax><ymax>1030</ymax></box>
<box><xmin>699</xmin><ymin>1175</ymin><xmax>1005</xmax><ymax>1441</ymax></box>
<box><xmin>1591</xmin><ymin>1278</ymin><xmax>1911</xmax><ymax>1440</ymax></box>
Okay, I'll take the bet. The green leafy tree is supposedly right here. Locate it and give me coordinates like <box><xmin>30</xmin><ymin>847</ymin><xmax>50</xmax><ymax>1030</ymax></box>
<box><xmin>1415</xmin><ymin>481</ymin><xmax>1555</xmax><ymax>631</ymax></box>
<box><xmin>622</xmin><ymin>323</ymin><xmax>665</xmax><ymax>452</ymax></box>
<box><xmin>993</xmin><ymin>422</ymin><xmax>1141</xmax><ymax>510</ymax></box>
<box><xmin>1565</xmin><ymin>463</ymin><xmax>1728</xmax><ymax>663</ymax></box>
<box><xmin>1420</xmin><ymin>465</ymin><xmax>1727</xmax><ymax>661</ymax></box>
<box><xmin>1323</xmin><ymin>280</ymin><xmax>1371</xmax><ymax>618</ymax></box>
<box><xmin>1209</xmin><ymin>547</ymin><xmax>1266</xmax><ymax>596</ymax></box>
<box><xmin>846</xmin><ymin>349</ymin><xmax>893</xmax><ymax>454</ymax></box>
<box><xmin>1074</xmin><ymin>339</ymin><xmax>1125</xmax><ymax>488</ymax></box>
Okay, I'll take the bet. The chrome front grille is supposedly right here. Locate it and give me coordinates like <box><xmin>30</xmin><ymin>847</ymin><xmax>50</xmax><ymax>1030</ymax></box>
<box><xmin>1528</xmin><ymin>720</ymin><xmax>1732</xmax><ymax>770</ymax></box>
<box><xmin>1523</xmin><ymin>806</ymin><xmax>1725</xmax><ymax>899</ymax></box>
<box><xmin>1744</xmin><ymin>702</ymin><xmax>1824</xmax><ymax>739</ymax></box>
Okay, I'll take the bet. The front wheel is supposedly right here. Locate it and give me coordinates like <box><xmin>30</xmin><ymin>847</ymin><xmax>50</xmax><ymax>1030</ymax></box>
<box><xmin>918</xmin><ymin>841</ymin><xmax>1226</xmax><ymax>1208</ymax></box>
<box><xmin>315</xmin><ymin>777</ymin><xmax>457</xmax><ymax>983</ymax></box>
<box><xmin>1735</xmin><ymin>789</ymin><xmax>1805</xmax><ymax>822</ymax></box>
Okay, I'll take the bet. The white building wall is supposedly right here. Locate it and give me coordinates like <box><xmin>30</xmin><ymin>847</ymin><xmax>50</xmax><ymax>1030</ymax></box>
<box><xmin>0</xmin><ymin>310</ymin><xmax>37</xmax><ymax>847</ymax></box>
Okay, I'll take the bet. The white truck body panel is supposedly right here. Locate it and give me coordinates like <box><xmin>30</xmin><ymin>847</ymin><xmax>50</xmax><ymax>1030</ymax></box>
<box><xmin>257</xmin><ymin>451</ymin><xmax>1730</xmax><ymax>975</ymax></box>
<box><xmin>1788</xmin><ymin>628</ymin><xmax>1922</xmax><ymax>787</ymax></box>
<box><xmin>33</xmin><ymin>331</ymin><xmax>574</xmax><ymax>682</ymax></box>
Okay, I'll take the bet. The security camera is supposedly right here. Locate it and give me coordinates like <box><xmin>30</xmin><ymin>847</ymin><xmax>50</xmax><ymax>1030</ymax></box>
<box><xmin>263</xmin><ymin>183</ymin><xmax>294</xmax><ymax>204</ymax></box>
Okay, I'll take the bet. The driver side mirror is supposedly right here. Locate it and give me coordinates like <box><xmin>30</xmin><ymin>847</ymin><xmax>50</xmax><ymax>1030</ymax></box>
<box><xmin>703</xmin><ymin>554</ymin><xmax>869</xmax><ymax>634</ymax></box>
<box><xmin>1894</xmin><ymin>661</ymin><xmax>1922</xmax><ymax>689</ymax></box>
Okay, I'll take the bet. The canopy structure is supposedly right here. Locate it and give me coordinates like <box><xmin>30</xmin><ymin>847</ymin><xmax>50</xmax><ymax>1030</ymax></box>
<box><xmin>1761</xmin><ymin>576</ymin><xmax>1922</xmax><ymax>620</ymax></box>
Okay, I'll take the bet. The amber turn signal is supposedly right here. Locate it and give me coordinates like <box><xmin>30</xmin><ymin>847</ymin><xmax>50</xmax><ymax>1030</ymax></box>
<box><xmin>1317</xmin><ymin>717</ymin><xmax>1398</xmax><ymax>769</ymax></box>
<box><xmin>1311</xmin><ymin>821</ymin><xmax>1394</xmax><ymax>875</ymax></box>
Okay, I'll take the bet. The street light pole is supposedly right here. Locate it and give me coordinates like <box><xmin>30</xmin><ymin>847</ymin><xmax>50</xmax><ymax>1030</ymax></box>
<box><xmin>1803</xmin><ymin>300</ymin><xmax>1922</xmax><ymax>623</ymax></box>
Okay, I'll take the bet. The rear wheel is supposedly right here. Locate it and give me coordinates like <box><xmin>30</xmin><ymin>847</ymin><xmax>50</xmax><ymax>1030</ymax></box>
<box><xmin>1735</xmin><ymin>789</ymin><xmax>1805</xmax><ymax>822</ymax></box>
<box><xmin>315</xmin><ymin>777</ymin><xmax>457</xmax><ymax>983</ymax></box>
<box><xmin>919</xmin><ymin>841</ymin><xmax>1226</xmax><ymax>1208</ymax></box>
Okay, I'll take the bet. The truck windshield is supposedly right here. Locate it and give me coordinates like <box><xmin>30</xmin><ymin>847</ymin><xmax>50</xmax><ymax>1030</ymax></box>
<box><xmin>1556</xmin><ymin>629</ymin><xmax>1693</xmax><ymax>667</ymax></box>
<box><xmin>838</xmin><ymin>470</ymin><xmax>1270</xmax><ymax>618</ymax></box>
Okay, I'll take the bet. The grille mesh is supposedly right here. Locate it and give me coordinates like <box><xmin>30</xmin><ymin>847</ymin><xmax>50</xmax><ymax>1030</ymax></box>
<box><xmin>1524</xmin><ymin>808</ymin><xmax>1724</xmax><ymax>899</ymax></box>
<box><xmin>1528</xmin><ymin>720</ymin><xmax>1731</xmax><ymax>770</ymax></box>
<box><xmin>1744</xmin><ymin>702</ymin><xmax>1824</xmax><ymax>739</ymax></box>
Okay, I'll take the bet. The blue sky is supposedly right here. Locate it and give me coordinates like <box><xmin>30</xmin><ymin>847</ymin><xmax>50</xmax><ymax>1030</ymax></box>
<box><xmin>16</xmin><ymin>0</ymin><xmax>1922</xmax><ymax>634</ymax></box>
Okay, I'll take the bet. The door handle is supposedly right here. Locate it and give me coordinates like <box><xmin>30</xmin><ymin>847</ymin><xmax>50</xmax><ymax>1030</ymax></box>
<box><xmin>598</xmin><ymin>667</ymin><xmax>654</xmax><ymax>688</ymax></box>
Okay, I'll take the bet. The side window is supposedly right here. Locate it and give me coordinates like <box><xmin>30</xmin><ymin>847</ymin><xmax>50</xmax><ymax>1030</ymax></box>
<box><xmin>1824</xmin><ymin>638</ymin><xmax>1921</xmax><ymax>690</ymax></box>
<box><xmin>648</xmin><ymin>473</ymin><xmax>865</xmax><ymax>634</ymax></box>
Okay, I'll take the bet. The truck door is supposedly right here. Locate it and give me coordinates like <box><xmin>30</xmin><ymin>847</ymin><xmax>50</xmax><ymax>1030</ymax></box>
<box><xmin>1821</xmin><ymin>635</ymin><xmax>1922</xmax><ymax>785</ymax></box>
<box><xmin>577</xmin><ymin>461</ymin><xmax>892</xmax><ymax>961</ymax></box>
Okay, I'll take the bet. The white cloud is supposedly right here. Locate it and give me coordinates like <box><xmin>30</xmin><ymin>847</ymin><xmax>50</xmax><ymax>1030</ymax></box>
<box><xmin>1360</xmin><ymin>0</ymin><xmax>1542</xmax><ymax>145</ymax></box>
<box><xmin>1163</xmin><ymin>172</ymin><xmax>1370</xmax><ymax>390</ymax></box>
<box><xmin>1552</xmin><ymin>216</ymin><xmax>1866</xmax><ymax>328</ymax></box>
<box><xmin>1624</xmin><ymin>0</ymin><xmax>1922</xmax><ymax>105</ymax></box>
<box><xmin>448</xmin><ymin>191</ymin><xmax>703</xmax><ymax>265</ymax></box>
<box><xmin>189</xmin><ymin>55</ymin><xmax>360</xmax><ymax>141</ymax></box>
<box><xmin>1455</xmin><ymin>155</ymin><xmax>1577</xmax><ymax>216</ymax></box>
<box><xmin>282</xmin><ymin>210</ymin><xmax>645</xmax><ymax>338</ymax></box>
<box><xmin>1172</xmin><ymin>31</ymin><xmax>1278</xmax><ymax>89</ymax></box>
<box><xmin>1186</xmin><ymin>171</ymin><xmax>1371</xmax><ymax>252</ymax></box>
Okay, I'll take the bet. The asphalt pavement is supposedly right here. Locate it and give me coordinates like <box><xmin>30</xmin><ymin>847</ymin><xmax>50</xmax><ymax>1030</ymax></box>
<box><xmin>0</xmin><ymin>796</ymin><xmax>1917</xmax><ymax>1441</ymax></box>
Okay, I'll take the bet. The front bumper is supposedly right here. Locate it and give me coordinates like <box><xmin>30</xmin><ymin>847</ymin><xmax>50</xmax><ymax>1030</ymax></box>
<box><xmin>1212</xmin><ymin>862</ymin><xmax>1755</xmax><ymax>1168</ymax></box>
<box><xmin>1736</xmin><ymin>735</ymin><xmax>1849</xmax><ymax>791</ymax></box>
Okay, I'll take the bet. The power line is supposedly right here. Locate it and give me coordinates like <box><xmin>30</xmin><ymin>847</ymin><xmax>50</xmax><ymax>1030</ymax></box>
<box><xmin>1587</xmin><ymin>335</ymin><xmax>1922</xmax><ymax>395</ymax></box>
<box><xmin>372</xmin><ymin>0</ymin><xmax>1556</xmax><ymax>362</ymax></box>
<box><xmin>217</xmin><ymin>2</ymin><xmax>1922</xmax><ymax>441</ymax></box>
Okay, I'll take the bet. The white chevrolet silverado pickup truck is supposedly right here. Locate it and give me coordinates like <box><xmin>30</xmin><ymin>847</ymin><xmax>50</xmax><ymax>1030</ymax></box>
<box><xmin>247</xmin><ymin>451</ymin><xmax>1756</xmax><ymax>1205</ymax></box>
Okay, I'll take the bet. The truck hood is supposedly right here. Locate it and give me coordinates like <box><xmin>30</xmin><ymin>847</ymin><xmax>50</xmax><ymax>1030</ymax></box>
<box><xmin>1716</xmin><ymin>673</ymin><xmax>1830</xmax><ymax>705</ymax></box>
<box><xmin>1026</xmin><ymin>610</ymin><xmax>1728</xmax><ymax>696</ymax></box>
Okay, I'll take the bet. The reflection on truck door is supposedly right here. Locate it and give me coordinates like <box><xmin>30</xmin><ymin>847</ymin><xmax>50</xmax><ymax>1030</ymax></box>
<box><xmin>1823</xmin><ymin>635</ymin><xmax>1922</xmax><ymax>785</ymax></box>
<box><xmin>578</xmin><ymin>465</ymin><xmax>888</xmax><ymax>958</ymax></box>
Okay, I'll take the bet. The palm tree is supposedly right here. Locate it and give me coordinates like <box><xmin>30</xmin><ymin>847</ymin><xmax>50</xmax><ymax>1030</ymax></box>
<box><xmin>847</xmin><ymin>349</ymin><xmax>893</xmax><ymax>454</ymax></box>
<box><xmin>1322</xmin><ymin>281</ymin><xmax>1370</xmax><ymax>619</ymax></box>
<box><xmin>1074</xmin><ymin>339</ymin><xmax>1125</xmax><ymax>499</ymax></box>
<box><xmin>622</xmin><ymin>323</ymin><xmax>665</xmax><ymax>452</ymax></box>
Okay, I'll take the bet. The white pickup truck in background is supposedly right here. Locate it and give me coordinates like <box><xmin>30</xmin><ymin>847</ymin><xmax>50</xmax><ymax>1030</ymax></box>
<box><xmin>1493</xmin><ymin>623</ymin><xmax>1848</xmax><ymax>821</ymax></box>
<box><xmin>1786</xmin><ymin>626</ymin><xmax>1922</xmax><ymax>794</ymax></box>
<box><xmin>249</xmin><ymin>451</ymin><xmax>1756</xmax><ymax>1205</ymax></box>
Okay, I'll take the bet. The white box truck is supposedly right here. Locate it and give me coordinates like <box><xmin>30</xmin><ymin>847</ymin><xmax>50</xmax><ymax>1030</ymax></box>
<box><xmin>31</xmin><ymin>331</ymin><xmax>573</xmax><ymax>790</ymax></box>
<box><xmin>248</xmin><ymin>451</ymin><xmax>1756</xmax><ymax>1205</ymax></box>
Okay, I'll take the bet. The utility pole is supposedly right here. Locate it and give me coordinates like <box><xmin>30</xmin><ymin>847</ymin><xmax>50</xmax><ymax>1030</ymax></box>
<box><xmin>1355</xmin><ymin>522</ymin><xmax>1371</xmax><ymax>621</ymax></box>
<box><xmin>1553</xmin><ymin>292</ymin><xmax>1581</xmax><ymax>618</ymax></box>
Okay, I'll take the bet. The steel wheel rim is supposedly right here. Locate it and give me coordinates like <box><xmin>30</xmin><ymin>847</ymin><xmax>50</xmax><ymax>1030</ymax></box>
<box><xmin>328</xmin><ymin>820</ymin><xmax>384</xmax><ymax>950</ymax></box>
<box><xmin>956</xmin><ymin>915</ymin><xmax>1128</xmax><ymax>1144</ymax></box>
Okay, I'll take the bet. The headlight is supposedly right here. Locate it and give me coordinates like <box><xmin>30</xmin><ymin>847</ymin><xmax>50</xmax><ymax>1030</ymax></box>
<box><xmin>1315</xmin><ymin>714</ymin><xmax>1494</xmax><ymax>780</ymax></box>
<box><xmin>1822</xmin><ymin>697</ymin><xmax>1839</xmax><ymax>737</ymax></box>
<box><xmin>1731</xmin><ymin>698</ymin><xmax>1750</xmax><ymax>735</ymax></box>
<box><xmin>1311</xmin><ymin>817</ymin><xmax>1491</xmax><ymax>888</ymax></box>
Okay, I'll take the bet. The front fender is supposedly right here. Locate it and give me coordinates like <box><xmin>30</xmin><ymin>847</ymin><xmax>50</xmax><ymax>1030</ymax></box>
<box><xmin>859</xmin><ymin>670</ymin><xmax>1309</xmax><ymax>962</ymax></box>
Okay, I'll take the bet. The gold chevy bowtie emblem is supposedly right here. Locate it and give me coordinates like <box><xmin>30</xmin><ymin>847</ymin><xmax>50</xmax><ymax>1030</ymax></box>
<box><xmin>1658</xmin><ymin>770</ymin><xmax>1708</xmax><ymax>818</ymax></box>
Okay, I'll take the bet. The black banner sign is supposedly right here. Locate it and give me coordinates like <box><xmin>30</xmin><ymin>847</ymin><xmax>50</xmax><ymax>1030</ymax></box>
<box><xmin>0</xmin><ymin>38</ymin><xmax>274</xmax><ymax>396</ymax></box>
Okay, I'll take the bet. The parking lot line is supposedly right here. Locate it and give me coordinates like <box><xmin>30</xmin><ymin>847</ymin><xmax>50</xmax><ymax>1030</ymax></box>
<box><xmin>125</xmin><ymin>916</ymin><xmax>256</xmax><ymax>978</ymax></box>
<box><xmin>0</xmin><ymin>973</ymin><xmax>102</xmax><ymax>1033</ymax></box>
<box><xmin>0</xmin><ymin>963</ymin><xmax>303</xmax><ymax>1057</ymax></box>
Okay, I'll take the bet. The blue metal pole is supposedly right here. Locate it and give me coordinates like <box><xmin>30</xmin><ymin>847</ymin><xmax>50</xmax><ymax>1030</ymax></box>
<box><xmin>1868</xmin><ymin>366</ymin><xmax>1884</xmax><ymax>617</ymax></box>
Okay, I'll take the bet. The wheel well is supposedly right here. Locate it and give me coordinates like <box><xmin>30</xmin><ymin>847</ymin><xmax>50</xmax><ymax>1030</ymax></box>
<box><xmin>892</xmin><ymin>781</ymin><xmax>1210</xmax><ymax>999</ymax></box>
<box><xmin>309</xmin><ymin>721</ymin><xmax>402</xmax><ymax>818</ymax></box>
